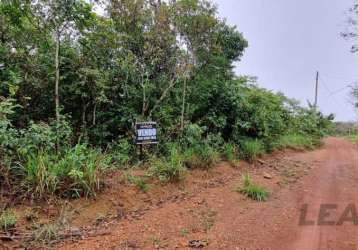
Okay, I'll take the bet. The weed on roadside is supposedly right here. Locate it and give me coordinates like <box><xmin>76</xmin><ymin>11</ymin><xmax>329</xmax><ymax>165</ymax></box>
<box><xmin>127</xmin><ymin>175</ymin><xmax>150</xmax><ymax>192</ymax></box>
<box><xmin>222</xmin><ymin>143</ymin><xmax>240</xmax><ymax>166</ymax></box>
<box><xmin>240</xmin><ymin>139</ymin><xmax>265</xmax><ymax>163</ymax></box>
<box><xmin>33</xmin><ymin>223</ymin><xmax>60</xmax><ymax>244</ymax></box>
<box><xmin>149</xmin><ymin>146</ymin><xmax>186</xmax><ymax>183</ymax></box>
<box><xmin>238</xmin><ymin>174</ymin><xmax>268</xmax><ymax>201</ymax></box>
<box><xmin>275</xmin><ymin>134</ymin><xmax>314</xmax><ymax>150</ymax></box>
<box><xmin>0</xmin><ymin>210</ymin><xmax>17</xmax><ymax>231</ymax></box>
<box><xmin>180</xmin><ymin>228</ymin><xmax>189</xmax><ymax>237</ymax></box>
<box><xmin>202</xmin><ymin>209</ymin><xmax>217</xmax><ymax>232</ymax></box>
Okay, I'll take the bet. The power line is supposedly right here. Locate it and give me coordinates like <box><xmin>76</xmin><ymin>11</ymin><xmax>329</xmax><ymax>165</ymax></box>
<box><xmin>328</xmin><ymin>86</ymin><xmax>350</xmax><ymax>96</ymax></box>
<box><xmin>318</xmin><ymin>74</ymin><xmax>353</xmax><ymax>111</ymax></box>
<box><xmin>320</xmin><ymin>72</ymin><xmax>358</xmax><ymax>81</ymax></box>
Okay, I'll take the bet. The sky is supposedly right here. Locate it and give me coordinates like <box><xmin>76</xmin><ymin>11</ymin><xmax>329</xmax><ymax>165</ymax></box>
<box><xmin>214</xmin><ymin>0</ymin><xmax>358</xmax><ymax>121</ymax></box>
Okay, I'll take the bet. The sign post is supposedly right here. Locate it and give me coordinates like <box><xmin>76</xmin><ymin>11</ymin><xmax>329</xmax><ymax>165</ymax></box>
<box><xmin>135</xmin><ymin>122</ymin><xmax>158</xmax><ymax>160</ymax></box>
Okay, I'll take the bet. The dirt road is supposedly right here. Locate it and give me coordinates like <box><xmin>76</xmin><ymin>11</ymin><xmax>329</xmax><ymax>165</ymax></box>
<box><xmin>59</xmin><ymin>137</ymin><xmax>358</xmax><ymax>250</ymax></box>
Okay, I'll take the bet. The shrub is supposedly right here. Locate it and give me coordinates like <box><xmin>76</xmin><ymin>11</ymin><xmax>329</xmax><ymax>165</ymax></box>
<box><xmin>239</xmin><ymin>139</ymin><xmax>265</xmax><ymax>162</ymax></box>
<box><xmin>109</xmin><ymin>138</ymin><xmax>133</xmax><ymax>168</ymax></box>
<box><xmin>59</xmin><ymin>144</ymin><xmax>110</xmax><ymax>197</ymax></box>
<box><xmin>17</xmin><ymin>117</ymin><xmax>72</xmax><ymax>157</ymax></box>
<box><xmin>238</xmin><ymin>174</ymin><xmax>268</xmax><ymax>201</ymax></box>
<box><xmin>206</xmin><ymin>133</ymin><xmax>225</xmax><ymax>148</ymax></box>
<box><xmin>179</xmin><ymin>124</ymin><xmax>221</xmax><ymax>169</ymax></box>
<box><xmin>149</xmin><ymin>146</ymin><xmax>186</xmax><ymax>183</ymax></box>
<box><xmin>183</xmin><ymin>144</ymin><xmax>220</xmax><ymax>169</ymax></box>
<box><xmin>0</xmin><ymin>210</ymin><xmax>17</xmax><ymax>231</ymax></box>
<box><xmin>181</xmin><ymin>124</ymin><xmax>205</xmax><ymax>147</ymax></box>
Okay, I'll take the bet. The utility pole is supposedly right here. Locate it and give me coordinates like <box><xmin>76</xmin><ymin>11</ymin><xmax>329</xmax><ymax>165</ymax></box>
<box><xmin>314</xmin><ymin>71</ymin><xmax>319</xmax><ymax>109</ymax></box>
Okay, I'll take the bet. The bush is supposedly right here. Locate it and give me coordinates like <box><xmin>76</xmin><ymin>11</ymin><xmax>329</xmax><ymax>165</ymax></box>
<box><xmin>108</xmin><ymin>138</ymin><xmax>134</xmax><ymax>168</ymax></box>
<box><xmin>239</xmin><ymin>139</ymin><xmax>265</xmax><ymax>162</ymax></box>
<box><xmin>238</xmin><ymin>174</ymin><xmax>268</xmax><ymax>201</ymax></box>
<box><xmin>18</xmin><ymin>117</ymin><xmax>72</xmax><ymax>157</ymax></box>
<box><xmin>181</xmin><ymin>124</ymin><xmax>205</xmax><ymax>147</ymax></box>
<box><xmin>178</xmin><ymin>124</ymin><xmax>221</xmax><ymax>169</ymax></box>
<box><xmin>149</xmin><ymin>146</ymin><xmax>186</xmax><ymax>183</ymax></box>
<box><xmin>0</xmin><ymin>210</ymin><xmax>17</xmax><ymax>231</ymax></box>
<box><xmin>0</xmin><ymin>99</ymin><xmax>108</xmax><ymax>199</ymax></box>
<box><xmin>60</xmin><ymin>144</ymin><xmax>110</xmax><ymax>197</ymax></box>
<box><xmin>183</xmin><ymin>144</ymin><xmax>220</xmax><ymax>169</ymax></box>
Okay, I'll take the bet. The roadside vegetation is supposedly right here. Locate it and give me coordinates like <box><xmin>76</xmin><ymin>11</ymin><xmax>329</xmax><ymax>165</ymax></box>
<box><xmin>238</xmin><ymin>174</ymin><xmax>269</xmax><ymax>201</ymax></box>
<box><xmin>0</xmin><ymin>0</ymin><xmax>333</xmax><ymax>205</ymax></box>
<box><xmin>0</xmin><ymin>210</ymin><xmax>17</xmax><ymax>231</ymax></box>
<box><xmin>342</xmin><ymin>125</ymin><xmax>358</xmax><ymax>144</ymax></box>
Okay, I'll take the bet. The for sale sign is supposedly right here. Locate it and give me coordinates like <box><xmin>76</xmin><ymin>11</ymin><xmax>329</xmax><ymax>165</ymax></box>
<box><xmin>135</xmin><ymin>122</ymin><xmax>158</xmax><ymax>145</ymax></box>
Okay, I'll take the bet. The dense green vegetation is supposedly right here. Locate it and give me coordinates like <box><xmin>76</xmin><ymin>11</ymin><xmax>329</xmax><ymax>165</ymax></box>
<box><xmin>0</xmin><ymin>0</ymin><xmax>334</xmax><ymax>200</ymax></box>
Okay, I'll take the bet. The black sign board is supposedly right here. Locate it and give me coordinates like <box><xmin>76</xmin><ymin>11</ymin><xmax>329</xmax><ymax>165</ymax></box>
<box><xmin>135</xmin><ymin>122</ymin><xmax>158</xmax><ymax>145</ymax></box>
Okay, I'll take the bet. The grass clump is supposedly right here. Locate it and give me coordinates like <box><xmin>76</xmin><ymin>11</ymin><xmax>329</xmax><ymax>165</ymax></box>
<box><xmin>239</xmin><ymin>139</ymin><xmax>265</xmax><ymax>162</ymax></box>
<box><xmin>33</xmin><ymin>223</ymin><xmax>60</xmax><ymax>244</ymax></box>
<box><xmin>237</xmin><ymin>174</ymin><xmax>268</xmax><ymax>201</ymax></box>
<box><xmin>149</xmin><ymin>146</ymin><xmax>186</xmax><ymax>183</ymax></box>
<box><xmin>0</xmin><ymin>210</ymin><xmax>17</xmax><ymax>231</ymax></box>
<box><xmin>23</xmin><ymin>144</ymin><xmax>110</xmax><ymax>199</ymax></box>
<box><xmin>222</xmin><ymin>143</ymin><xmax>240</xmax><ymax>166</ymax></box>
<box><xmin>180</xmin><ymin>228</ymin><xmax>189</xmax><ymax>237</ymax></box>
<box><xmin>126</xmin><ymin>175</ymin><xmax>150</xmax><ymax>192</ymax></box>
<box><xmin>275</xmin><ymin>134</ymin><xmax>315</xmax><ymax>150</ymax></box>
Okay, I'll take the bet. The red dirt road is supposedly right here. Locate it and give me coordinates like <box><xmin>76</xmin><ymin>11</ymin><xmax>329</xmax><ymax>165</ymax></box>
<box><xmin>59</xmin><ymin>138</ymin><xmax>358</xmax><ymax>250</ymax></box>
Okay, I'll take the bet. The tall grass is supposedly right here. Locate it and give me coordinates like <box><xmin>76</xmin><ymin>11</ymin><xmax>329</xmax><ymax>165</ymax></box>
<box><xmin>149</xmin><ymin>146</ymin><xmax>186</xmax><ymax>183</ymax></box>
<box><xmin>183</xmin><ymin>144</ymin><xmax>220</xmax><ymax>169</ymax></box>
<box><xmin>239</xmin><ymin>139</ymin><xmax>265</xmax><ymax>162</ymax></box>
<box><xmin>275</xmin><ymin>134</ymin><xmax>315</xmax><ymax>150</ymax></box>
<box><xmin>24</xmin><ymin>153</ymin><xmax>59</xmax><ymax>198</ymax></box>
<box><xmin>222</xmin><ymin>143</ymin><xmax>238</xmax><ymax>162</ymax></box>
<box><xmin>23</xmin><ymin>144</ymin><xmax>110</xmax><ymax>199</ymax></box>
<box><xmin>0</xmin><ymin>210</ymin><xmax>17</xmax><ymax>231</ymax></box>
<box><xmin>238</xmin><ymin>174</ymin><xmax>268</xmax><ymax>201</ymax></box>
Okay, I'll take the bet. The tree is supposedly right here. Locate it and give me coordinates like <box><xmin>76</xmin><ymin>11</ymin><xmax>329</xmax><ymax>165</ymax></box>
<box><xmin>1</xmin><ymin>0</ymin><xmax>248</xmax><ymax>144</ymax></box>
<box><xmin>30</xmin><ymin>0</ymin><xmax>94</xmax><ymax>132</ymax></box>
<box><xmin>342</xmin><ymin>2</ymin><xmax>358</xmax><ymax>53</ymax></box>
<box><xmin>342</xmin><ymin>1</ymin><xmax>358</xmax><ymax>110</ymax></box>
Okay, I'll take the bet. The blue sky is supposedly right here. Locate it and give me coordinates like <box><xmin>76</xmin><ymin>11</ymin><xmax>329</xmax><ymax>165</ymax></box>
<box><xmin>215</xmin><ymin>0</ymin><xmax>358</xmax><ymax>121</ymax></box>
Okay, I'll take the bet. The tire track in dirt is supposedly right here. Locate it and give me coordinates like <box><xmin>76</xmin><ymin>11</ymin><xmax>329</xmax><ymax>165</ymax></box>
<box><xmin>272</xmin><ymin>137</ymin><xmax>358</xmax><ymax>250</ymax></box>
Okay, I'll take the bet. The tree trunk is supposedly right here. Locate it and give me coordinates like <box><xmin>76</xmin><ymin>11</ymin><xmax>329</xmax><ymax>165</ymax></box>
<box><xmin>93</xmin><ymin>102</ymin><xmax>97</xmax><ymax>126</ymax></box>
<box><xmin>55</xmin><ymin>32</ymin><xmax>60</xmax><ymax>125</ymax></box>
<box><xmin>181</xmin><ymin>77</ymin><xmax>187</xmax><ymax>130</ymax></box>
<box><xmin>142</xmin><ymin>78</ymin><xmax>146</xmax><ymax>116</ymax></box>
<box><xmin>55</xmin><ymin>32</ymin><xmax>60</xmax><ymax>150</ymax></box>
<box><xmin>82</xmin><ymin>102</ymin><xmax>87</xmax><ymax>131</ymax></box>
